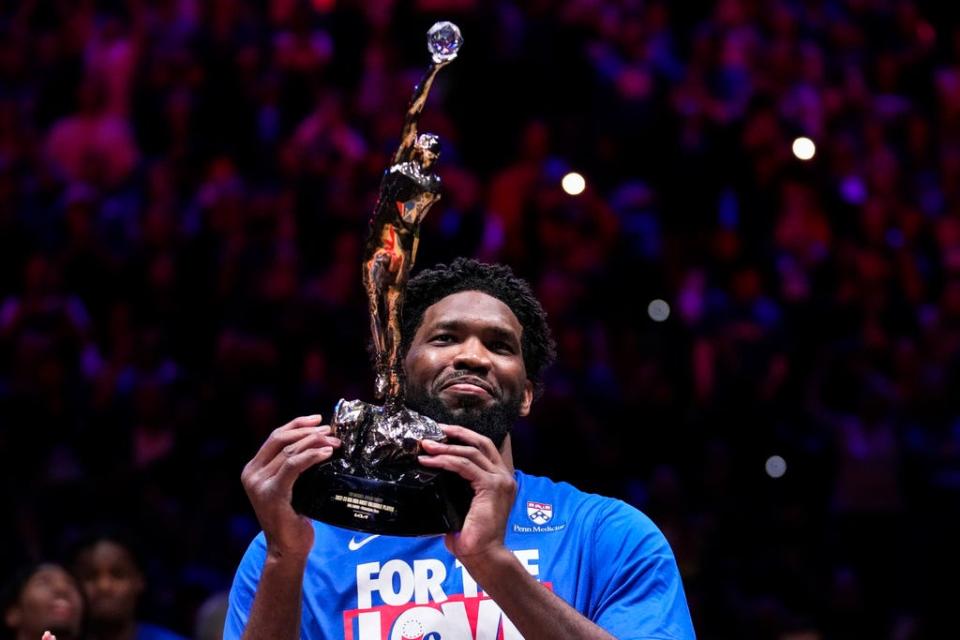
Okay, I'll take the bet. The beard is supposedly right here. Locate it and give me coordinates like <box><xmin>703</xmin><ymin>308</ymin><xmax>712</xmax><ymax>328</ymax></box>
<box><xmin>405</xmin><ymin>384</ymin><xmax>522</xmax><ymax>448</ymax></box>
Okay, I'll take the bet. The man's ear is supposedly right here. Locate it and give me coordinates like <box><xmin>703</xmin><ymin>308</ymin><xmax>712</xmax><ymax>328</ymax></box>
<box><xmin>519</xmin><ymin>380</ymin><xmax>534</xmax><ymax>417</ymax></box>
<box><xmin>133</xmin><ymin>570</ymin><xmax>146</xmax><ymax>597</ymax></box>
<box><xmin>5</xmin><ymin>603</ymin><xmax>21</xmax><ymax>629</ymax></box>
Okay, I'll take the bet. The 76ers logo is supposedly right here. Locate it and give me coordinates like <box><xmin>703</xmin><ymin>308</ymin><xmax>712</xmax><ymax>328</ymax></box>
<box><xmin>397</xmin><ymin>619</ymin><xmax>432</xmax><ymax>640</ymax></box>
<box><xmin>526</xmin><ymin>501</ymin><xmax>552</xmax><ymax>525</ymax></box>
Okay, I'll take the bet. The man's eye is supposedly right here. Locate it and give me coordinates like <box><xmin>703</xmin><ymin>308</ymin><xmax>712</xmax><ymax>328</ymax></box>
<box><xmin>431</xmin><ymin>334</ymin><xmax>455</xmax><ymax>343</ymax></box>
<box><xmin>491</xmin><ymin>341</ymin><xmax>515</xmax><ymax>354</ymax></box>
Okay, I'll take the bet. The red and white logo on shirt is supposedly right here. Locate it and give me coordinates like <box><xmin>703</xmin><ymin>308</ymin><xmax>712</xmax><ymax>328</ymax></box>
<box><xmin>526</xmin><ymin>501</ymin><xmax>552</xmax><ymax>525</ymax></box>
<box><xmin>344</xmin><ymin>551</ymin><xmax>548</xmax><ymax>639</ymax></box>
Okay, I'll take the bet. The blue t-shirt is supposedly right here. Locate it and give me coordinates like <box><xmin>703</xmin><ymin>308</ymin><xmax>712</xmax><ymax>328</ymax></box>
<box><xmin>226</xmin><ymin>470</ymin><xmax>695</xmax><ymax>639</ymax></box>
<box><xmin>136</xmin><ymin>622</ymin><xmax>188</xmax><ymax>640</ymax></box>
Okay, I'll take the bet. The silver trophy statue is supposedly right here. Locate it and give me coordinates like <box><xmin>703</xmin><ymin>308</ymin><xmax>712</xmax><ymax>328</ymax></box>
<box><xmin>292</xmin><ymin>22</ymin><xmax>470</xmax><ymax>535</ymax></box>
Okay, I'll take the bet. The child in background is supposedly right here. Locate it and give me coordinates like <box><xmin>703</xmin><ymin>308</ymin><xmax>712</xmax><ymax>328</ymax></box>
<box><xmin>2</xmin><ymin>563</ymin><xmax>84</xmax><ymax>640</ymax></box>
<box><xmin>70</xmin><ymin>533</ymin><xmax>184</xmax><ymax>640</ymax></box>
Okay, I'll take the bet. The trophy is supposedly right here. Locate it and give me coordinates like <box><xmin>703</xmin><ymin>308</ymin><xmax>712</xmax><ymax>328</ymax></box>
<box><xmin>291</xmin><ymin>22</ymin><xmax>471</xmax><ymax>535</ymax></box>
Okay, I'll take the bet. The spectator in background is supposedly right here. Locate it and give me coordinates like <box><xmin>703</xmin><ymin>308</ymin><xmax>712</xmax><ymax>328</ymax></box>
<box><xmin>192</xmin><ymin>592</ymin><xmax>228</xmax><ymax>640</ymax></box>
<box><xmin>70</xmin><ymin>533</ymin><xmax>185</xmax><ymax>640</ymax></box>
<box><xmin>1</xmin><ymin>563</ymin><xmax>84</xmax><ymax>640</ymax></box>
<box><xmin>44</xmin><ymin>75</ymin><xmax>140</xmax><ymax>190</ymax></box>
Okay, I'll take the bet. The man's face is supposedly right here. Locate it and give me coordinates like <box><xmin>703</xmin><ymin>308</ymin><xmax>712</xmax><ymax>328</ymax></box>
<box><xmin>404</xmin><ymin>290</ymin><xmax>533</xmax><ymax>446</ymax></box>
<box><xmin>4</xmin><ymin>564</ymin><xmax>83</xmax><ymax>638</ymax></box>
<box><xmin>73</xmin><ymin>540</ymin><xmax>144</xmax><ymax>624</ymax></box>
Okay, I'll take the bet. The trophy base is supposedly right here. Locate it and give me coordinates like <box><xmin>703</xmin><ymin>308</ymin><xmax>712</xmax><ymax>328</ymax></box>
<box><xmin>291</xmin><ymin>459</ymin><xmax>473</xmax><ymax>536</ymax></box>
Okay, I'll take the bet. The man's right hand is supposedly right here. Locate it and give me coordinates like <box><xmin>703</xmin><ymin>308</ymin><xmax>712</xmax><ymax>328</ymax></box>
<box><xmin>240</xmin><ymin>414</ymin><xmax>340</xmax><ymax>561</ymax></box>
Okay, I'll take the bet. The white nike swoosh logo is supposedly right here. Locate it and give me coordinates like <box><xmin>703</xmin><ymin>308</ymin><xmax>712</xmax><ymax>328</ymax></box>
<box><xmin>348</xmin><ymin>534</ymin><xmax>380</xmax><ymax>551</ymax></box>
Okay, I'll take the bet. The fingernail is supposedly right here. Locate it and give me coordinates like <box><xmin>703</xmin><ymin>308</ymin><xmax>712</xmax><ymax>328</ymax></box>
<box><xmin>320</xmin><ymin>446</ymin><xmax>333</xmax><ymax>454</ymax></box>
<box><xmin>317</xmin><ymin>425</ymin><xmax>332</xmax><ymax>433</ymax></box>
<box><xmin>327</xmin><ymin>437</ymin><xmax>341</xmax><ymax>445</ymax></box>
<box><xmin>309</xmin><ymin>414</ymin><xmax>323</xmax><ymax>421</ymax></box>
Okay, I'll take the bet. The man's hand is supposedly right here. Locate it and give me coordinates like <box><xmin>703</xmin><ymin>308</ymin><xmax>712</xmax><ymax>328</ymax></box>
<box><xmin>419</xmin><ymin>425</ymin><xmax>616</xmax><ymax>640</ymax></box>
<box><xmin>418</xmin><ymin>425</ymin><xmax>516</xmax><ymax>562</ymax></box>
<box><xmin>240</xmin><ymin>414</ymin><xmax>341</xmax><ymax>560</ymax></box>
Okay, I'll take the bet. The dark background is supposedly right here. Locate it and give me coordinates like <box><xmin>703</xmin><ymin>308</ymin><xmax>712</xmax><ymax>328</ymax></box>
<box><xmin>1</xmin><ymin>0</ymin><xmax>958</xmax><ymax>637</ymax></box>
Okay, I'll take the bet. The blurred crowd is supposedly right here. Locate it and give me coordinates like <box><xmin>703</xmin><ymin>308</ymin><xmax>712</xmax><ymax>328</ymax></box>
<box><xmin>2</xmin><ymin>0</ymin><xmax>958</xmax><ymax>637</ymax></box>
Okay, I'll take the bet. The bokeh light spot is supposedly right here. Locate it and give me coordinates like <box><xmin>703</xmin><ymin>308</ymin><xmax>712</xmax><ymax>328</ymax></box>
<box><xmin>792</xmin><ymin>137</ymin><xmax>816</xmax><ymax>161</ymax></box>
<box><xmin>765</xmin><ymin>455</ymin><xmax>787</xmax><ymax>478</ymax></box>
<box><xmin>648</xmin><ymin>299</ymin><xmax>670</xmax><ymax>322</ymax></box>
<box><xmin>562</xmin><ymin>172</ymin><xmax>586</xmax><ymax>196</ymax></box>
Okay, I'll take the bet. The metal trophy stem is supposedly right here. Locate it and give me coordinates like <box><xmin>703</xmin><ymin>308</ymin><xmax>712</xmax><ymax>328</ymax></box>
<box><xmin>291</xmin><ymin>22</ymin><xmax>470</xmax><ymax>536</ymax></box>
<box><xmin>368</xmin><ymin>21</ymin><xmax>462</xmax><ymax>408</ymax></box>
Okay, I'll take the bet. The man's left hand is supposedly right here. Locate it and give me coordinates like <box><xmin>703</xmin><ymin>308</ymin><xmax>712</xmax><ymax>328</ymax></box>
<box><xmin>418</xmin><ymin>425</ymin><xmax>516</xmax><ymax>562</ymax></box>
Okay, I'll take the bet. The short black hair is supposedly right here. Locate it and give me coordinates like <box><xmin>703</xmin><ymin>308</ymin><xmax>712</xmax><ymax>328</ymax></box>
<box><xmin>66</xmin><ymin>526</ymin><xmax>145</xmax><ymax>575</ymax></box>
<box><xmin>402</xmin><ymin>258</ymin><xmax>556</xmax><ymax>396</ymax></box>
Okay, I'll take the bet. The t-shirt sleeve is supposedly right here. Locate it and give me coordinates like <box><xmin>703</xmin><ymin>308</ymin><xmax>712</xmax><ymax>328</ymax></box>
<box><xmin>587</xmin><ymin>501</ymin><xmax>695</xmax><ymax>639</ymax></box>
<box><xmin>224</xmin><ymin>533</ymin><xmax>268</xmax><ymax>640</ymax></box>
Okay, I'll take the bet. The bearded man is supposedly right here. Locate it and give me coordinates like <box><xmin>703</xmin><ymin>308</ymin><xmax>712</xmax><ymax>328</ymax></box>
<box><xmin>226</xmin><ymin>258</ymin><xmax>695</xmax><ymax>640</ymax></box>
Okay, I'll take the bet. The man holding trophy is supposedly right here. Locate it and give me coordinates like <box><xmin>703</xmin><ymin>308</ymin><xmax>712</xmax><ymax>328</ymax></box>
<box><xmin>225</xmin><ymin>23</ymin><xmax>694</xmax><ymax>640</ymax></box>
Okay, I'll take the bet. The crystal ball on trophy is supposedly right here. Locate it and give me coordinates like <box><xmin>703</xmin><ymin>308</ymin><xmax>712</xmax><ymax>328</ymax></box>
<box><xmin>427</xmin><ymin>21</ymin><xmax>463</xmax><ymax>63</ymax></box>
<box><xmin>291</xmin><ymin>23</ymin><xmax>471</xmax><ymax>536</ymax></box>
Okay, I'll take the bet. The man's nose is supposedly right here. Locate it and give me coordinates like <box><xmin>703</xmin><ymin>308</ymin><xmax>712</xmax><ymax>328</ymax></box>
<box><xmin>51</xmin><ymin>576</ymin><xmax>78</xmax><ymax>599</ymax></box>
<box><xmin>93</xmin><ymin>573</ymin><xmax>116</xmax><ymax>592</ymax></box>
<box><xmin>452</xmin><ymin>337</ymin><xmax>491</xmax><ymax>370</ymax></box>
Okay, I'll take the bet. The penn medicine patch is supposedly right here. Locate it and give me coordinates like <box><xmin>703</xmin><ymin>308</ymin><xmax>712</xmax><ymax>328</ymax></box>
<box><xmin>526</xmin><ymin>501</ymin><xmax>552</xmax><ymax>525</ymax></box>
